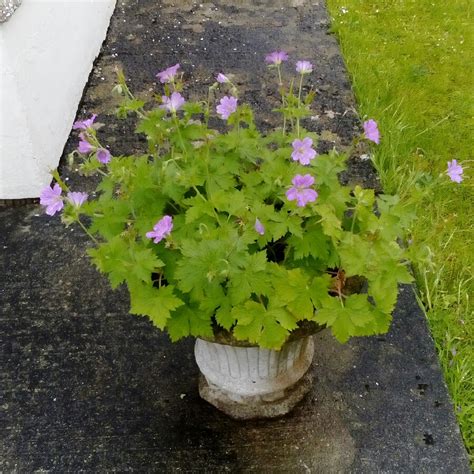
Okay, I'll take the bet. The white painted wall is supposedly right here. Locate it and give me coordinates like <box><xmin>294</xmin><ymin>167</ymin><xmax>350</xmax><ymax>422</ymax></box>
<box><xmin>0</xmin><ymin>0</ymin><xmax>116</xmax><ymax>199</ymax></box>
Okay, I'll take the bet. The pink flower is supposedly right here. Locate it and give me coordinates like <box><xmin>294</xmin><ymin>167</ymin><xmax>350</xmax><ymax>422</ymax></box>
<box><xmin>78</xmin><ymin>135</ymin><xmax>94</xmax><ymax>154</ymax></box>
<box><xmin>363</xmin><ymin>119</ymin><xmax>380</xmax><ymax>144</ymax></box>
<box><xmin>73</xmin><ymin>114</ymin><xmax>97</xmax><ymax>130</ymax></box>
<box><xmin>216</xmin><ymin>73</ymin><xmax>229</xmax><ymax>83</ymax></box>
<box><xmin>286</xmin><ymin>174</ymin><xmax>318</xmax><ymax>207</ymax></box>
<box><xmin>146</xmin><ymin>215</ymin><xmax>174</xmax><ymax>243</ymax></box>
<box><xmin>156</xmin><ymin>63</ymin><xmax>180</xmax><ymax>83</ymax></box>
<box><xmin>67</xmin><ymin>192</ymin><xmax>88</xmax><ymax>208</ymax></box>
<box><xmin>161</xmin><ymin>92</ymin><xmax>186</xmax><ymax>113</ymax></box>
<box><xmin>97</xmin><ymin>148</ymin><xmax>112</xmax><ymax>164</ymax></box>
<box><xmin>254</xmin><ymin>218</ymin><xmax>265</xmax><ymax>236</ymax></box>
<box><xmin>265</xmin><ymin>51</ymin><xmax>289</xmax><ymax>65</ymax></box>
<box><xmin>40</xmin><ymin>183</ymin><xmax>64</xmax><ymax>216</ymax></box>
<box><xmin>216</xmin><ymin>96</ymin><xmax>238</xmax><ymax>120</ymax></box>
<box><xmin>447</xmin><ymin>160</ymin><xmax>463</xmax><ymax>183</ymax></box>
<box><xmin>291</xmin><ymin>137</ymin><xmax>317</xmax><ymax>165</ymax></box>
<box><xmin>296</xmin><ymin>61</ymin><xmax>313</xmax><ymax>74</ymax></box>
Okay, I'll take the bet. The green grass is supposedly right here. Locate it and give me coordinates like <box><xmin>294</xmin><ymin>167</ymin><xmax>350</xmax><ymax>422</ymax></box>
<box><xmin>326</xmin><ymin>0</ymin><xmax>474</xmax><ymax>461</ymax></box>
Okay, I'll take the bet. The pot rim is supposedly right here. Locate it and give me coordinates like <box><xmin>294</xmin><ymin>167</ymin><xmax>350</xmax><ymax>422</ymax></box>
<box><xmin>199</xmin><ymin>320</ymin><xmax>325</xmax><ymax>348</ymax></box>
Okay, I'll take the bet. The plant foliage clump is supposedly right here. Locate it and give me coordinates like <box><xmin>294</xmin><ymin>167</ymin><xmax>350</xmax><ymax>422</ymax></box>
<box><xmin>48</xmin><ymin>61</ymin><xmax>416</xmax><ymax>349</ymax></box>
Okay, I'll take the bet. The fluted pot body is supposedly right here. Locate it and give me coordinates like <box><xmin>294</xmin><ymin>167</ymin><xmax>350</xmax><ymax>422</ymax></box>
<box><xmin>195</xmin><ymin>336</ymin><xmax>315</xmax><ymax>419</ymax></box>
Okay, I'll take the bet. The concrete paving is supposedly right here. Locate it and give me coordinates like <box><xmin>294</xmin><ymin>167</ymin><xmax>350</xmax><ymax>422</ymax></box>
<box><xmin>1</xmin><ymin>0</ymin><xmax>470</xmax><ymax>471</ymax></box>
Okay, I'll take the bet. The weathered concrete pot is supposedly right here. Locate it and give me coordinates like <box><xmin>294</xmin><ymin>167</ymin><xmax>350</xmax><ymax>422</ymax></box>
<box><xmin>195</xmin><ymin>336</ymin><xmax>315</xmax><ymax>419</ymax></box>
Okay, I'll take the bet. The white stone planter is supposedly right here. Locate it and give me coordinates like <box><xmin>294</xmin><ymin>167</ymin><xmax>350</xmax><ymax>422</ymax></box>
<box><xmin>195</xmin><ymin>336</ymin><xmax>315</xmax><ymax>419</ymax></box>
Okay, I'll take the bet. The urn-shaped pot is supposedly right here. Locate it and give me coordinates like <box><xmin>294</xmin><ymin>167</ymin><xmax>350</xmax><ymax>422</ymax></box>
<box><xmin>195</xmin><ymin>336</ymin><xmax>315</xmax><ymax>419</ymax></box>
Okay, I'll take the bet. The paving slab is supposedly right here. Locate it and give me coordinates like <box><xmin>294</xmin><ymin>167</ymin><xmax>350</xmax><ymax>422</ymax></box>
<box><xmin>0</xmin><ymin>0</ymin><xmax>470</xmax><ymax>472</ymax></box>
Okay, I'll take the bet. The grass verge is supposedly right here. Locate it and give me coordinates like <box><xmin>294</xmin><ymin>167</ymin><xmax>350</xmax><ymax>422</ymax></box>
<box><xmin>326</xmin><ymin>0</ymin><xmax>473</xmax><ymax>461</ymax></box>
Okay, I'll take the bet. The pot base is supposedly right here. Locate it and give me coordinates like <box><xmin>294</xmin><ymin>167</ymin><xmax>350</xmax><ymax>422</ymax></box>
<box><xmin>198</xmin><ymin>371</ymin><xmax>313</xmax><ymax>420</ymax></box>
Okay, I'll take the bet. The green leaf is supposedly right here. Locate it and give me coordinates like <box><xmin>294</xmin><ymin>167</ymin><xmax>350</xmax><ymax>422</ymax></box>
<box><xmin>289</xmin><ymin>223</ymin><xmax>329</xmax><ymax>260</ymax></box>
<box><xmin>131</xmin><ymin>247</ymin><xmax>165</xmax><ymax>284</ymax></box>
<box><xmin>89</xmin><ymin>199</ymin><xmax>130</xmax><ymax>239</ymax></box>
<box><xmin>314</xmin><ymin>294</ymin><xmax>380</xmax><ymax>343</ymax></box>
<box><xmin>116</xmin><ymin>98</ymin><xmax>145</xmax><ymax>118</ymax></box>
<box><xmin>315</xmin><ymin>203</ymin><xmax>342</xmax><ymax>239</ymax></box>
<box><xmin>370</xmin><ymin>309</ymin><xmax>392</xmax><ymax>334</ymax></box>
<box><xmin>133</xmin><ymin>196</ymin><xmax>169</xmax><ymax>237</ymax></box>
<box><xmin>368</xmin><ymin>271</ymin><xmax>404</xmax><ymax>314</ymax></box>
<box><xmin>331</xmin><ymin>312</ymin><xmax>355</xmax><ymax>343</ymax></box>
<box><xmin>272</xmin><ymin>268</ymin><xmax>315</xmax><ymax>320</ymax></box>
<box><xmin>184</xmin><ymin>196</ymin><xmax>216</xmax><ymax>224</ymax></box>
<box><xmin>95</xmin><ymin>175</ymin><xmax>115</xmax><ymax>198</ymax></box>
<box><xmin>215</xmin><ymin>301</ymin><xmax>235</xmax><ymax>330</ymax></box>
<box><xmin>240</xmin><ymin>170</ymin><xmax>264</xmax><ymax>190</ymax></box>
<box><xmin>160</xmin><ymin>162</ymin><xmax>188</xmax><ymax>202</ymax></box>
<box><xmin>313</xmin><ymin>298</ymin><xmax>338</xmax><ymax>325</ymax></box>
<box><xmin>181</xmin><ymin>123</ymin><xmax>207</xmax><ymax>141</ymax></box>
<box><xmin>354</xmin><ymin>185</ymin><xmax>375</xmax><ymax>208</ymax></box>
<box><xmin>338</xmin><ymin>233</ymin><xmax>372</xmax><ymax>276</ymax></box>
<box><xmin>166</xmin><ymin>307</ymin><xmax>191</xmax><ymax>341</ymax></box>
<box><xmin>312</xmin><ymin>151</ymin><xmax>347</xmax><ymax>187</ymax></box>
<box><xmin>309</xmin><ymin>274</ymin><xmax>332</xmax><ymax>308</ymax></box>
<box><xmin>287</xmin><ymin>295</ymin><xmax>314</xmax><ymax>321</ymax></box>
<box><xmin>232</xmin><ymin>301</ymin><xmax>266</xmax><ymax>342</ymax></box>
<box><xmin>232</xmin><ymin>301</ymin><xmax>289</xmax><ymax>349</ymax></box>
<box><xmin>88</xmin><ymin>238</ymin><xmax>164</xmax><ymax>289</ymax></box>
<box><xmin>182</xmin><ymin>101</ymin><xmax>204</xmax><ymax>116</ymax></box>
<box><xmin>259</xmin><ymin>316</ymin><xmax>289</xmax><ymax>349</ymax></box>
<box><xmin>87</xmin><ymin>237</ymin><xmax>130</xmax><ymax>288</ymax></box>
<box><xmin>167</xmin><ymin>305</ymin><xmax>213</xmax><ymax>341</ymax></box>
<box><xmin>129</xmin><ymin>282</ymin><xmax>184</xmax><ymax>329</ymax></box>
<box><xmin>205</xmin><ymin>153</ymin><xmax>240</xmax><ymax>192</ymax></box>
<box><xmin>345</xmin><ymin>294</ymin><xmax>375</xmax><ymax>327</ymax></box>
<box><xmin>175</xmin><ymin>239</ymin><xmax>240</xmax><ymax>301</ymax></box>
<box><xmin>267</xmin><ymin>307</ymin><xmax>299</xmax><ymax>331</ymax></box>
<box><xmin>228</xmin><ymin>251</ymin><xmax>271</xmax><ymax>305</ymax></box>
<box><xmin>389</xmin><ymin>262</ymin><xmax>414</xmax><ymax>284</ymax></box>
<box><xmin>314</xmin><ymin>297</ymin><xmax>353</xmax><ymax>343</ymax></box>
<box><xmin>286</xmin><ymin>214</ymin><xmax>304</xmax><ymax>239</ymax></box>
<box><xmin>136</xmin><ymin>109</ymin><xmax>168</xmax><ymax>150</ymax></box>
<box><xmin>136</xmin><ymin>108</ymin><xmax>167</xmax><ymax>133</ymax></box>
<box><xmin>211</xmin><ymin>189</ymin><xmax>248</xmax><ymax>217</ymax></box>
<box><xmin>189</xmin><ymin>313</ymin><xmax>214</xmax><ymax>338</ymax></box>
<box><xmin>79</xmin><ymin>156</ymin><xmax>104</xmax><ymax>176</ymax></box>
<box><xmin>198</xmin><ymin>282</ymin><xmax>226</xmax><ymax>314</ymax></box>
<box><xmin>249</xmin><ymin>203</ymin><xmax>292</xmax><ymax>242</ymax></box>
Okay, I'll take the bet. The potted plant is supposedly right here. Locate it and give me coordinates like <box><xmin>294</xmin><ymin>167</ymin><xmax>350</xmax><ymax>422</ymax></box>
<box><xmin>40</xmin><ymin>52</ymin><xmax>416</xmax><ymax>419</ymax></box>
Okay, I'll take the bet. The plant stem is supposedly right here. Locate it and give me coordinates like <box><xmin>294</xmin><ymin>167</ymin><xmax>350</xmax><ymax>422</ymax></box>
<box><xmin>173</xmin><ymin>115</ymin><xmax>187</xmax><ymax>160</ymax></box>
<box><xmin>277</xmin><ymin>65</ymin><xmax>283</xmax><ymax>87</ymax></box>
<box><xmin>297</xmin><ymin>73</ymin><xmax>304</xmax><ymax>137</ymax></box>
<box><xmin>97</xmin><ymin>169</ymin><xmax>108</xmax><ymax>177</ymax></box>
<box><xmin>204</xmin><ymin>142</ymin><xmax>212</xmax><ymax>197</ymax></box>
<box><xmin>350</xmin><ymin>207</ymin><xmax>358</xmax><ymax>234</ymax></box>
<box><xmin>338</xmin><ymin>294</ymin><xmax>345</xmax><ymax>307</ymax></box>
<box><xmin>191</xmin><ymin>185</ymin><xmax>220</xmax><ymax>224</ymax></box>
<box><xmin>280</xmin><ymin>85</ymin><xmax>287</xmax><ymax>135</ymax></box>
<box><xmin>205</xmin><ymin>87</ymin><xmax>212</xmax><ymax>126</ymax></box>
<box><xmin>77</xmin><ymin>218</ymin><xmax>99</xmax><ymax>244</ymax></box>
<box><xmin>51</xmin><ymin>170</ymin><xmax>69</xmax><ymax>193</ymax></box>
<box><xmin>121</xmin><ymin>79</ymin><xmax>146</xmax><ymax>118</ymax></box>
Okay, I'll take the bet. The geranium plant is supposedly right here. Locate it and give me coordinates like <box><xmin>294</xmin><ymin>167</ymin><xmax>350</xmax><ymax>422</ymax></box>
<box><xmin>41</xmin><ymin>53</ymin><xmax>420</xmax><ymax>349</ymax></box>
